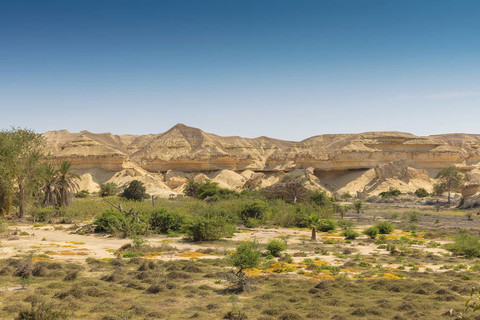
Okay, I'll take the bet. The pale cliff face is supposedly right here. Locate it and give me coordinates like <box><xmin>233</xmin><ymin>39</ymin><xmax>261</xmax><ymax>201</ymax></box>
<box><xmin>42</xmin><ymin>124</ymin><xmax>480</xmax><ymax>199</ymax></box>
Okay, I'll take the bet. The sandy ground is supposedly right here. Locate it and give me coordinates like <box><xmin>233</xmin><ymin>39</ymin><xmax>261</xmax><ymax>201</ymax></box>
<box><xmin>0</xmin><ymin>223</ymin><xmax>455</xmax><ymax>275</ymax></box>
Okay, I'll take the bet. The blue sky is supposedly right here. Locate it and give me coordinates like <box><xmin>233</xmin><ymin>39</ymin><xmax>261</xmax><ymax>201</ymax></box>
<box><xmin>1</xmin><ymin>0</ymin><xmax>479</xmax><ymax>140</ymax></box>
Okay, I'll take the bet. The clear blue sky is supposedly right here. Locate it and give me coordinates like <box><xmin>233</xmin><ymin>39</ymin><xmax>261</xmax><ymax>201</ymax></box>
<box><xmin>1</xmin><ymin>0</ymin><xmax>479</xmax><ymax>140</ymax></box>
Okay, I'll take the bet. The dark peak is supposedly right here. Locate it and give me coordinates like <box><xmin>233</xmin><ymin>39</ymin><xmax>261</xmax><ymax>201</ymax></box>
<box><xmin>165</xmin><ymin>123</ymin><xmax>204</xmax><ymax>135</ymax></box>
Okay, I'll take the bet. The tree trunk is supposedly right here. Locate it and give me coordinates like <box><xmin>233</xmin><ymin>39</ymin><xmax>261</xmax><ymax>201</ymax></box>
<box><xmin>18</xmin><ymin>182</ymin><xmax>25</xmax><ymax>218</ymax></box>
<box><xmin>311</xmin><ymin>227</ymin><xmax>316</xmax><ymax>240</ymax></box>
<box><xmin>448</xmin><ymin>190</ymin><xmax>451</xmax><ymax>204</ymax></box>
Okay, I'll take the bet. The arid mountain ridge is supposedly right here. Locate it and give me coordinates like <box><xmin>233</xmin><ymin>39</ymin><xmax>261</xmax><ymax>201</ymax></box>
<box><xmin>42</xmin><ymin>124</ymin><xmax>480</xmax><ymax>204</ymax></box>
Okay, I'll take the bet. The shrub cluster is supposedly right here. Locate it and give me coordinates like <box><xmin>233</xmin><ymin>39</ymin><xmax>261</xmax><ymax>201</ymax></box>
<box><xmin>374</xmin><ymin>221</ymin><xmax>394</xmax><ymax>234</ymax></box>
<box><xmin>379</xmin><ymin>189</ymin><xmax>401</xmax><ymax>198</ymax></box>
<box><xmin>448</xmin><ymin>230</ymin><xmax>480</xmax><ymax>258</ymax></box>
<box><xmin>414</xmin><ymin>188</ymin><xmax>429</xmax><ymax>198</ymax></box>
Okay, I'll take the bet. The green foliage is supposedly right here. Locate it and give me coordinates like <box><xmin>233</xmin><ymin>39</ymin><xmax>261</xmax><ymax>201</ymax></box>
<box><xmin>414</xmin><ymin>188</ymin><xmax>429</xmax><ymax>198</ymax></box>
<box><xmin>149</xmin><ymin>208</ymin><xmax>187</xmax><ymax>234</ymax></box>
<box><xmin>244</xmin><ymin>218</ymin><xmax>260</xmax><ymax>228</ymax></box>
<box><xmin>266</xmin><ymin>239</ymin><xmax>287</xmax><ymax>257</ymax></box>
<box><xmin>318</xmin><ymin>218</ymin><xmax>336</xmax><ymax>232</ymax></box>
<box><xmin>342</xmin><ymin>229</ymin><xmax>359</xmax><ymax>240</ymax></box>
<box><xmin>121</xmin><ymin>180</ymin><xmax>149</xmax><ymax>201</ymax></box>
<box><xmin>0</xmin><ymin>128</ymin><xmax>46</xmax><ymax>217</ymax></box>
<box><xmin>230</xmin><ymin>241</ymin><xmax>261</xmax><ymax>270</ymax></box>
<box><xmin>99</xmin><ymin>182</ymin><xmax>119</xmax><ymax>197</ymax></box>
<box><xmin>337</xmin><ymin>220</ymin><xmax>354</xmax><ymax>230</ymax></box>
<box><xmin>435</xmin><ymin>166</ymin><xmax>464</xmax><ymax>202</ymax></box>
<box><xmin>93</xmin><ymin>210</ymin><xmax>149</xmax><ymax>237</ymax></box>
<box><xmin>309</xmin><ymin>190</ymin><xmax>332</xmax><ymax>206</ymax></box>
<box><xmin>408</xmin><ymin>211</ymin><xmax>419</xmax><ymax>222</ymax></box>
<box><xmin>74</xmin><ymin>190</ymin><xmax>89</xmax><ymax>198</ymax></box>
<box><xmin>353</xmin><ymin>200</ymin><xmax>363</xmax><ymax>214</ymax></box>
<box><xmin>379</xmin><ymin>189</ymin><xmax>401</xmax><ymax>198</ymax></box>
<box><xmin>239</xmin><ymin>200</ymin><xmax>267</xmax><ymax>222</ymax></box>
<box><xmin>184</xmin><ymin>180</ymin><xmax>236</xmax><ymax>201</ymax></box>
<box><xmin>186</xmin><ymin>210</ymin><xmax>235</xmax><ymax>241</ymax></box>
<box><xmin>448</xmin><ymin>230</ymin><xmax>480</xmax><ymax>258</ymax></box>
<box><xmin>16</xmin><ymin>296</ymin><xmax>69</xmax><ymax>320</ymax></box>
<box><xmin>374</xmin><ymin>221</ymin><xmax>394</xmax><ymax>234</ymax></box>
<box><xmin>363</xmin><ymin>226</ymin><xmax>379</xmax><ymax>239</ymax></box>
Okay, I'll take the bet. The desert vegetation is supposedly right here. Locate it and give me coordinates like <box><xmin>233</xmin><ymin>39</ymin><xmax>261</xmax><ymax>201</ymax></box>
<box><xmin>2</xmin><ymin>128</ymin><xmax>480</xmax><ymax>319</ymax></box>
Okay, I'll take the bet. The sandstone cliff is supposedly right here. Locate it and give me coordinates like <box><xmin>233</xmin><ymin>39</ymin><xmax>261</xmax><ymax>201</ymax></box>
<box><xmin>43</xmin><ymin>124</ymin><xmax>480</xmax><ymax>202</ymax></box>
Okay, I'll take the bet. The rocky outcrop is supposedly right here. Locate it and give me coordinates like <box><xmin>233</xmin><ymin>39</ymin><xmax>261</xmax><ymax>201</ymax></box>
<box><xmin>43</xmin><ymin>124</ymin><xmax>480</xmax><ymax>199</ymax></box>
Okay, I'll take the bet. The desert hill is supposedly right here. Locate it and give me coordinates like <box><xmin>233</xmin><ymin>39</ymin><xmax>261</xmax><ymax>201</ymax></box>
<box><xmin>42</xmin><ymin>124</ymin><xmax>480</xmax><ymax>205</ymax></box>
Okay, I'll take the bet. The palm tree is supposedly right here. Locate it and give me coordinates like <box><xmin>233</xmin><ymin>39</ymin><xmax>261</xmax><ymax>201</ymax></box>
<box><xmin>99</xmin><ymin>182</ymin><xmax>119</xmax><ymax>197</ymax></box>
<box><xmin>41</xmin><ymin>163</ymin><xmax>59</xmax><ymax>206</ymax></box>
<box><xmin>55</xmin><ymin>161</ymin><xmax>79</xmax><ymax>207</ymax></box>
<box><xmin>306</xmin><ymin>215</ymin><xmax>320</xmax><ymax>240</ymax></box>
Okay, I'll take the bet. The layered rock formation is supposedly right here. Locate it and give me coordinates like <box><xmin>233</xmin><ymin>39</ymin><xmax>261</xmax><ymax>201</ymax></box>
<box><xmin>43</xmin><ymin>124</ymin><xmax>480</xmax><ymax>203</ymax></box>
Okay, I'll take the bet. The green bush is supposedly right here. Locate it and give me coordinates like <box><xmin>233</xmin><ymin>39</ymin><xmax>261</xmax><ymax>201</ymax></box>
<box><xmin>374</xmin><ymin>221</ymin><xmax>394</xmax><ymax>234</ymax></box>
<box><xmin>149</xmin><ymin>208</ymin><xmax>186</xmax><ymax>234</ymax></box>
<box><xmin>342</xmin><ymin>229</ymin><xmax>359</xmax><ymax>240</ymax></box>
<box><xmin>408</xmin><ymin>211</ymin><xmax>419</xmax><ymax>222</ymax></box>
<box><xmin>337</xmin><ymin>220</ymin><xmax>354</xmax><ymax>230</ymax></box>
<box><xmin>230</xmin><ymin>241</ymin><xmax>261</xmax><ymax>271</ymax></box>
<box><xmin>363</xmin><ymin>226</ymin><xmax>379</xmax><ymax>239</ymax></box>
<box><xmin>185</xmin><ymin>180</ymin><xmax>237</xmax><ymax>201</ymax></box>
<box><xmin>309</xmin><ymin>190</ymin><xmax>332</xmax><ymax>206</ymax></box>
<box><xmin>266</xmin><ymin>239</ymin><xmax>287</xmax><ymax>257</ymax></box>
<box><xmin>414</xmin><ymin>188</ymin><xmax>429</xmax><ymax>198</ymax></box>
<box><xmin>74</xmin><ymin>190</ymin><xmax>89</xmax><ymax>198</ymax></box>
<box><xmin>186</xmin><ymin>215</ymin><xmax>234</xmax><ymax>241</ymax></box>
<box><xmin>448</xmin><ymin>230</ymin><xmax>480</xmax><ymax>258</ymax></box>
<box><xmin>93</xmin><ymin>210</ymin><xmax>149</xmax><ymax>237</ymax></box>
<box><xmin>318</xmin><ymin>219</ymin><xmax>336</xmax><ymax>232</ymax></box>
<box><xmin>121</xmin><ymin>180</ymin><xmax>149</xmax><ymax>201</ymax></box>
<box><xmin>244</xmin><ymin>218</ymin><xmax>260</xmax><ymax>228</ymax></box>
<box><xmin>379</xmin><ymin>189</ymin><xmax>401</xmax><ymax>198</ymax></box>
<box><xmin>239</xmin><ymin>200</ymin><xmax>267</xmax><ymax>222</ymax></box>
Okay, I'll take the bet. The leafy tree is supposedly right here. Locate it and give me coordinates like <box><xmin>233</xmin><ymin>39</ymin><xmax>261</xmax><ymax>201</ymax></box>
<box><xmin>0</xmin><ymin>128</ymin><xmax>46</xmax><ymax>217</ymax></box>
<box><xmin>435</xmin><ymin>166</ymin><xmax>464</xmax><ymax>203</ymax></box>
<box><xmin>353</xmin><ymin>200</ymin><xmax>363</xmax><ymax>214</ymax></box>
<box><xmin>99</xmin><ymin>182</ymin><xmax>119</xmax><ymax>197</ymax></box>
<box><xmin>230</xmin><ymin>241</ymin><xmax>260</xmax><ymax>271</ymax></box>
<box><xmin>122</xmin><ymin>180</ymin><xmax>148</xmax><ymax>201</ymax></box>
